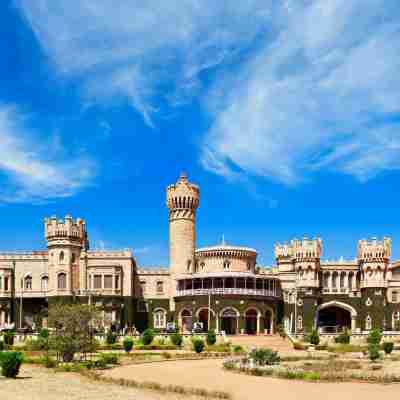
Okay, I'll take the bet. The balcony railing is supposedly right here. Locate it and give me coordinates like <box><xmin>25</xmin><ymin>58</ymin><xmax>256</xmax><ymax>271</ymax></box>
<box><xmin>176</xmin><ymin>288</ymin><xmax>277</xmax><ymax>297</ymax></box>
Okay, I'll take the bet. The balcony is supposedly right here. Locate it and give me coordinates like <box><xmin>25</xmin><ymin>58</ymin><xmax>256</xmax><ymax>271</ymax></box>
<box><xmin>75</xmin><ymin>289</ymin><xmax>122</xmax><ymax>297</ymax></box>
<box><xmin>175</xmin><ymin>288</ymin><xmax>277</xmax><ymax>297</ymax></box>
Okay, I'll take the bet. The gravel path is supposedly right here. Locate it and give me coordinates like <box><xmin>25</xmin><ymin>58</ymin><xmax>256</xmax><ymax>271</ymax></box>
<box><xmin>0</xmin><ymin>365</ymin><xmax>202</xmax><ymax>400</ymax></box>
<box><xmin>105</xmin><ymin>358</ymin><xmax>400</xmax><ymax>400</ymax></box>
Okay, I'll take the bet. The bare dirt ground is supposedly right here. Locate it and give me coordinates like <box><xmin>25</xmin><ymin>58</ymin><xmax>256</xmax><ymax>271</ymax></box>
<box><xmin>228</xmin><ymin>335</ymin><xmax>294</xmax><ymax>352</ymax></box>
<box><xmin>104</xmin><ymin>358</ymin><xmax>400</xmax><ymax>400</ymax></box>
<box><xmin>0</xmin><ymin>364</ymin><xmax>203</xmax><ymax>400</ymax></box>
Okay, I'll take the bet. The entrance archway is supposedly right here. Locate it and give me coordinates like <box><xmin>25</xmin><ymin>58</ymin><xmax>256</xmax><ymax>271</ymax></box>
<box><xmin>221</xmin><ymin>308</ymin><xmax>238</xmax><ymax>335</ymax></box>
<box><xmin>265</xmin><ymin>309</ymin><xmax>273</xmax><ymax>334</ymax></box>
<box><xmin>245</xmin><ymin>309</ymin><xmax>258</xmax><ymax>335</ymax></box>
<box><xmin>316</xmin><ymin>301</ymin><xmax>357</xmax><ymax>333</ymax></box>
<box><xmin>198</xmin><ymin>308</ymin><xmax>209</xmax><ymax>332</ymax></box>
<box><xmin>180</xmin><ymin>309</ymin><xmax>192</xmax><ymax>333</ymax></box>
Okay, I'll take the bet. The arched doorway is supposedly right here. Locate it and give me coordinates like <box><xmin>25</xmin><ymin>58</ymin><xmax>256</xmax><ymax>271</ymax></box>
<box><xmin>245</xmin><ymin>309</ymin><xmax>258</xmax><ymax>335</ymax></box>
<box><xmin>181</xmin><ymin>309</ymin><xmax>192</xmax><ymax>333</ymax></box>
<box><xmin>198</xmin><ymin>308</ymin><xmax>209</xmax><ymax>332</ymax></box>
<box><xmin>221</xmin><ymin>308</ymin><xmax>238</xmax><ymax>335</ymax></box>
<box><xmin>265</xmin><ymin>309</ymin><xmax>273</xmax><ymax>334</ymax></box>
<box><xmin>316</xmin><ymin>301</ymin><xmax>356</xmax><ymax>333</ymax></box>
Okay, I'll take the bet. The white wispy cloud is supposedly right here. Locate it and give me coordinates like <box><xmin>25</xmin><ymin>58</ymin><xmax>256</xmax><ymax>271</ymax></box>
<box><xmin>16</xmin><ymin>0</ymin><xmax>276</xmax><ymax>126</ymax></box>
<box><xmin>202</xmin><ymin>0</ymin><xmax>400</xmax><ymax>184</ymax></box>
<box><xmin>16</xmin><ymin>0</ymin><xmax>400</xmax><ymax>185</ymax></box>
<box><xmin>0</xmin><ymin>105</ymin><xmax>96</xmax><ymax>203</ymax></box>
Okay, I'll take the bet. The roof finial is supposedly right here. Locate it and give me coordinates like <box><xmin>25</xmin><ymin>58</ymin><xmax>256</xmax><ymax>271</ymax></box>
<box><xmin>221</xmin><ymin>234</ymin><xmax>225</xmax><ymax>246</ymax></box>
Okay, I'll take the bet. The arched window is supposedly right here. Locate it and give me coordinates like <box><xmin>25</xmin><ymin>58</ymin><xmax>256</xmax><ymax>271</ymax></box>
<box><xmin>153</xmin><ymin>309</ymin><xmax>166</xmax><ymax>329</ymax></box>
<box><xmin>59</xmin><ymin>251</ymin><xmax>65</xmax><ymax>263</ymax></box>
<box><xmin>297</xmin><ymin>316</ymin><xmax>303</xmax><ymax>330</ymax></box>
<box><xmin>187</xmin><ymin>260</ymin><xmax>191</xmax><ymax>272</ymax></box>
<box><xmin>393</xmin><ymin>312</ymin><xmax>400</xmax><ymax>331</ymax></box>
<box><xmin>140</xmin><ymin>280</ymin><xmax>146</xmax><ymax>294</ymax></box>
<box><xmin>223</xmin><ymin>260</ymin><xmax>230</xmax><ymax>270</ymax></box>
<box><xmin>24</xmin><ymin>275</ymin><xmax>32</xmax><ymax>290</ymax></box>
<box><xmin>200</xmin><ymin>262</ymin><xmax>205</xmax><ymax>271</ymax></box>
<box><xmin>41</xmin><ymin>276</ymin><xmax>49</xmax><ymax>291</ymax></box>
<box><xmin>365</xmin><ymin>315</ymin><xmax>372</xmax><ymax>330</ymax></box>
<box><xmin>58</xmin><ymin>273</ymin><xmax>67</xmax><ymax>290</ymax></box>
<box><xmin>71</xmin><ymin>253</ymin><xmax>76</xmax><ymax>264</ymax></box>
<box><xmin>247</xmin><ymin>262</ymin><xmax>251</xmax><ymax>271</ymax></box>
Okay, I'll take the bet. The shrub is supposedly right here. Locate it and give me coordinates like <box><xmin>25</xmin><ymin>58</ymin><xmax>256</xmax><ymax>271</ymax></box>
<box><xmin>233</xmin><ymin>345</ymin><xmax>244</xmax><ymax>354</ymax></box>
<box><xmin>100</xmin><ymin>352</ymin><xmax>120</xmax><ymax>365</ymax></box>
<box><xmin>383</xmin><ymin>342</ymin><xmax>394</xmax><ymax>355</ymax></box>
<box><xmin>309</xmin><ymin>329</ymin><xmax>320</xmax><ymax>346</ymax></box>
<box><xmin>106</xmin><ymin>330</ymin><xmax>117</xmax><ymax>345</ymax></box>
<box><xmin>207</xmin><ymin>330</ymin><xmax>217</xmax><ymax>346</ymax></box>
<box><xmin>334</xmin><ymin>329</ymin><xmax>351</xmax><ymax>344</ymax></box>
<box><xmin>39</xmin><ymin>328</ymin><xmax>50</xmax><ymax>339</ymax></box>
<box><xmin>142</xmin><ymin>329</ymin><xmax>155</xmax><ymax>345</ymax></box>
<box><xmin>3</xmin><ymin>331</ymin><xmax>15</xmax><ymax>346</ymax></box>
<box><xmin>368</xmin><ymin>344</ymin><xmax>381</xmax><ymax>361</ymax></box>
<box><xmin>0</xmin><ymin>352</ymin><xmax>23</xmax><ymax>378</ymax></box>
<box><xmin>249</xmin><ymin>348</ymin><xmax>280</xmax><ymax>366</ymax></box>
<box><xmin>193</xmin><ymin>338</ymin><xmax>205</xmax><ymax>353</ymax></box>
<box><xmin>41</xmin><ymin>354</ymin><xmax>57</xmax><ymax>368</ymax></box>
<box><xmin>170</xmin><ymin>333</ymin><xmax>183</xmax><ymax>347</ymax></box>
<box><xmin>123</xmin><ymin>337</ymin><xmax>134</xmax><ymax>353</ymax></box>
<box><xmin>367</xmin><ymin>329</ymin><xmax>382</xmax><ymax>346</ymax></box>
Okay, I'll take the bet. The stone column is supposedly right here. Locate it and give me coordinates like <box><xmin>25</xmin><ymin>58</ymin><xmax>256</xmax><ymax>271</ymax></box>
<box><xmin>328</xmin><ymin>272</ymin><xmax>332</xmax><ymax>292</ymax></box>
<box><xmin>256</xmin><ymin>314</ymin><xmax>260</xmax><ymax>335</ymax></box>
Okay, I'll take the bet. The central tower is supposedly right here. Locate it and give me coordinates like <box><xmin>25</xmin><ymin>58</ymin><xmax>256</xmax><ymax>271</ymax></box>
<box><xmin>167</xmin><ymin>173</ymin><xmax>199</xmax><ymax>284</ymax></box>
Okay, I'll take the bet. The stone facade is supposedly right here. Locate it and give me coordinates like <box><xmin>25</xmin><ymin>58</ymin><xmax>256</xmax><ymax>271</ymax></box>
<box><xmin>1</xmin><ymin>173</ymin><xmax>400</xmax><ymax>336</ymax></box>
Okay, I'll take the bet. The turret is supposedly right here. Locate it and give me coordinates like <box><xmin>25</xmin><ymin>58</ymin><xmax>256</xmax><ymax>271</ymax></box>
<box><xmin>358</xmin><ymin>237</ymin><xmax>391</xmax><ymax>288</ymax></box>
<box><xmin>44</xmin><ymin>215</ymin><xmax>89</xmax><ymax>294</ymax></box>
<box><xmin>276</xmin><ymin>237</ymin><xmax>322</xmax><ymax>287</ymax></box>
<box><xmin>167</xmin><ymin>172</ymin><xmax>199</xmax><ymax>279</ymax></box>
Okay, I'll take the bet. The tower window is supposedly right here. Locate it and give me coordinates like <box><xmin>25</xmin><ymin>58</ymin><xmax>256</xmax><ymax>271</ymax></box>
<box><xmin>140</xmin><ymin>280</ymin><xmax>146</xmax><ymax>294</ymax></box>
<box><xmin>104</xmin><ymin>275</ymin><xmax>113</xmax><ymax>289</ymax></box>
<box><xmin>57</xmin><ymin>273</ymin><xmax>67</xmax><ymax>290</ymax></box>
<box><xmin>223</xmin><ymin>260</ymin><xmax>231</xmax><ymax>270</ymax></box>
<box><xmin>59</xmin><ymin>251</ymin><xmax>65</xmax><ymax>263</ymax></box>
<box><xmin>41</xmin><ymin>276</ymin><xmax>49</xmax><ymax>291</ymax></box>
<box><xmin>156</xmin><ymin>281</ymin><xmax>164</xmax><ymax>294</ymax></box>
<box><xmin>187</xmin><ymin>260</ymin><xmax>191</xmax><ymax>272</ymax></box>
<box><xmin>71</xmin><ymin>253</ymin><xmax>76</xmax><ymax>264</ymax></box>
<box><xmin>392</xmin><ymin>291</ymin><xmax>398</xmax><ymax>303</ymax></box>
<box><xmin>24</xmin><ymin>276</ymin><xmax>32</xmax><ymax>290</ymax></box>
<box><xmin>93</xmin><ymin>275</ymin><xmax>102</xmax><ymax>289</ymax></box>
<box><xmin>200</xmin><ymin>262</ymin><xmax>205</xmax><ymax>271</ymax></box>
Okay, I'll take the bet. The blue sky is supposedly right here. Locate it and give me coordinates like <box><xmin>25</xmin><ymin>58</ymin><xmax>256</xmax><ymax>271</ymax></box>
<box><xmin>1</xmin><ymin>1</ymin><xmax>400</xmax><ymax>267</ymax></box>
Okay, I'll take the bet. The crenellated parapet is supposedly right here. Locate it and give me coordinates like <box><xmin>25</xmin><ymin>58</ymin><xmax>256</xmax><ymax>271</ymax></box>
<box><xmin>358</xmin><ymin>237</ymin><xmax>391</xmax><ymax>288</ymax></box>
<box><xmin>166</xmin><ymin>172</ymin><xmax>199</xmax><ymax>221</ymax></box>
<box><xmin>44</xmin><ymin>215</ymin><xmax>88</xmax><ymax>249</ymax></box>
<box><xmin>276</xmin><ymin>237</ymin><xmax>322</xmax><ymax>288</ymax></box>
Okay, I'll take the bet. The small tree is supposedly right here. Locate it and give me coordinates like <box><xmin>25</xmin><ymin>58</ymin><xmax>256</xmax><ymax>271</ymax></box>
<box><xmin>142</xmin><ymin>328</ymin><xmax>155</xmax><ymax>345</ymax></box>
<box><xmin>123</xmin><ymin>337</ymin><xmax>134</xmax><ymax>353</ymax></box>
<box><xmin>3</xmin><ymin>331</ymin><xmax>15</xmax><ymax>346</ymax></box>
<box><xmin>207</xmin><ymin>329</ymin><xmax>217</xmax><ymax>346</ymax></box>
<box><xmin>309</xmin><ymin>329</ymin><xmax>320</xmax><ymax>346</ymax></box>
<box><xmin>367</xmin><ymin>329</ymin><xmax>382</xmax><ymax>346</ymax></box>
<box><xmin>48</xmin><ymin>303</ymin><xmax>100</xmax><ymax>362</ymax></box>
<box><xmin>368</xmin><ymin>344</ymin><xmax>381</xmax><ymax>361</ymax></box>
<box><xmin>335</xmin><ymin>329</ymin><xmax>351</xmax><ymax>344</ymax></box>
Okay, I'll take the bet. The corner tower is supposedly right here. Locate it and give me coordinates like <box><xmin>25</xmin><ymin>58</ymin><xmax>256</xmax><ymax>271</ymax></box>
<box><xmin>44</xmin><ymin>215</ymin><xmax>89</xmax><ymax>294</ymax></box>
<box><xmin>167</xmin><ymin>173</ymin><xmax>199</xmax><ymax>279</ymax></box>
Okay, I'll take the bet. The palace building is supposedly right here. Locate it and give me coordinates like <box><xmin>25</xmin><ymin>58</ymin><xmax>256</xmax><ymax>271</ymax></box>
<box><xmin>1</xmin><ymin>173</ymin><xmax>400</xmax><ymax>336</ymax></box>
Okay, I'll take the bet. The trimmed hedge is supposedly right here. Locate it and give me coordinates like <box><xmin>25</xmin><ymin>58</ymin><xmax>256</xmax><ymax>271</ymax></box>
<box><xmin>170</xmin><ymin>333</ymin><xmax>183</xmax><ymax>347</ymax></box>
<box><xmin>193</xmin><ymin>338</ymin><xmax>205</xmax><ymax>353</ymax></box>
<box><xmin>141</xmin><ymin>329</ymin><xmax>155</xmax><ymax>346</ymax></box>
<box><xmin>123</xmin><ymin>337</ymin><xmax>134</xmax><ymax>353</ymax></box>
<box><xmin>0</xmin><ymin>351</ymin><xmax>23</xmax><ymax>378</ymax></box>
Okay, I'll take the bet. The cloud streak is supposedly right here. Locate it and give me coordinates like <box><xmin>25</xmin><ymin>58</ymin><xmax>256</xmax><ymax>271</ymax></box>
<box><xmin>202</xmin><ymin>0</ymin><xmax>400</xmax><ymax>184</ymax></box>
<box><xmin>0</xmin><ymin>105</ymin><xmax>96</xmax><ymax>203</ymax></box>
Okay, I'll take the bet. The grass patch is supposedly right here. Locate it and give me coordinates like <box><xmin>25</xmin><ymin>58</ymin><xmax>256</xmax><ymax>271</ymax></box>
<box><xmin>81</xmin><ymin>370</ymin><xmax>231</xmax><ymax>399</ymax></box>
